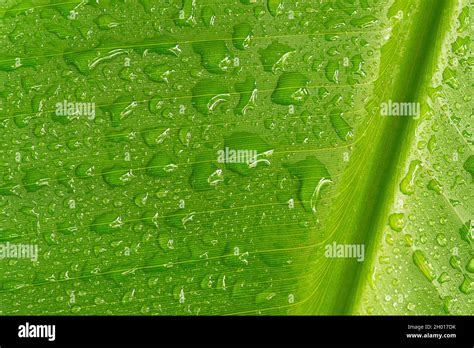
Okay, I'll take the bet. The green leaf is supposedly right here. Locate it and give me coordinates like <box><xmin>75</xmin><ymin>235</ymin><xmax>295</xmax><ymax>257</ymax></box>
<box><xmin>0</xmin><ymin>0</ymin><xmax>471</xmax><ymax>316</ymax></box>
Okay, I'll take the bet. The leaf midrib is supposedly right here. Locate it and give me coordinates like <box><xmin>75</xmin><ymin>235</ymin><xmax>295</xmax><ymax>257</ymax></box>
<box><xmin>303</xmin><ymin>0</ymin><xmax>453</xmax><ymax>315</ymax></box>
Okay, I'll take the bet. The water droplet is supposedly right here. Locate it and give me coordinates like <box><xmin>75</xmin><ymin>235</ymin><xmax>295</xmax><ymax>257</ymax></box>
<box><xmin>175</xmin><ymin>0</ymin><xmax>197</xmax><ymax>26</ymax></box>
<box><xmin>90</xmin><ymin>212</ymin><xmax>124</xmax><ymax>234</ymax></box>
<box><xmin>190</xmin><ymin>152</ymin><xmax>220</xmax><ymax>191</ymax></box>
<box><xmin>466</xmin><ymin>258</ymin><xmax>474</xmax><ymax>273</ymax></box>
<box><xmin>146</xmin><ymin>152</ymin><xmax>177</xmax><ymax>177</ymax></box>
<box><xmin>122</xmin><ymin>288</ymin><xmax>136</xmax><ymax>304</ymax></box>
<box><xmin>134</xmin><ymin>193</ymin><xmax>149</xmax><ymax>208</ymax></box>
<box><xmin>438</xmin><ymin>272</ymin><xmax>451</xmax><ymax>284</ymax></box>
<box><xmin>75</xmin><ymin>163</ymin><xmax>95</xmax><ymax>179</ymax></box>
<box><xmin>284</xmin><ymin>156</ymin><xmax>332</xmax><ymax>212</ymax></box>
<box><xmin>267</xmin><ymin>0</ymin><xmax>283</xmax><ymax>16</ymax></box>
<box><xmin>192</xmin><ymin>40</ymin><xmax>234</xmax><ymax>74</ymax></box>
<box><xmin>94</xmin><ymin>14</ymin><xmax>120</xmax><ymax>30</ymax></box>
<box><xmin>325</xmin><ymin>60</ymin><xmax>340</xmax><ymax>83</ymax></box>
<box><xmin>192</xmin><ymin>79</ymin><xmax>230</xmax><ymax>114</ymax></box>
<box><xmin>141</xmin><ymin>127</ymin><xmax>170</xmax><ymax>147</ymax></box>
<box><xmin>101</xmin><ymin>95</ymin><xmax>137</xmax><ymax>127</ymax></box>
<box><xmin>102</xmin><ymin>166</ymin><xmax>134</xmax><ymax>187</ymax></box>
<box><xmin>427</xmin><ymin>179</ymin><xmax>442</xmax><ymax>194</ymax></box>
<box><xmin>259</xmin><ymin>41</ymin><xmax>294</xmax><ymax>73</ymax></box>
<box><xmin>22</xmin><ymin>169</ymin><xmax>49</xmax><ymax>192</ymax></box>
<box><xmin>144</xmin><ymin>64</ymin><xmax>174</xmax><ymax>83</ymax></box>
<box><xmin>329</xmin><ymin>111</ymin><xmax>353</xmax><ymax>141</ymax></box>
<box><xmin>134</xmin><ymin>35</ymin><xmax>181</xmax><ymax>56</ymax></box>
<box><xmin>459</xmin><ymin>275</ymin><xmax>473</xmax><ymax>294</ymax></box>
<box><xmin>463</xmin><ymin>155</ymin><xmax>474</xmax><ymax>181</ymax></box>
<box><xmin>449</xmin><ymin>255</ymin><xmax>462</xmax><ymax>271</ymax></box>
<box><xmin>350</xmin><ymin>15</ymin><xmax>378</xmax><ymax>28</ymax></box>
<box><xmin>271</xmin><ymin>72</ymin><xmax>309</xmax><ymax>105</ymax></box>
<box><xmin>201</xmin><ymin>6</ymin><xmax>216</xmax><ymax>27</ymax></box>
<box><xmin>235</xmin><ymin>77</ymin><xmax>257</xmax><ymax>115</ymax></box>
<box><xmin>400</xmin><ymin>160</ymin><xmax>422</xmax><ymax>195</ymax></box>
<box><xmin>388</xmin><ymin>213</ymin><xmax>405</xmax><ymax>232</ymax></box>
<box><xmin>223</xmin><ymin>132</ymin><xmax>273</xmax><ymax>176</ymax></box>
<box><xmin>436</xmin><ymin>233</ymin><xmax>447</xmax><ymax>246</ymax></box>
<box><xmin>412</xmin><ymin>250</ymin><xmax>435</xmax><ymax>282</ymax></box>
